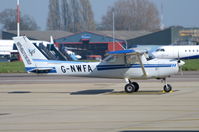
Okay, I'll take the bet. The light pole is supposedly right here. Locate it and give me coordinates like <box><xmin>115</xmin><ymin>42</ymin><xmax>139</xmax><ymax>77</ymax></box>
<box><xmin>112</xmin><ymin>9</ymin><xmax>115</xmax><ymax>51</ymax></box>
<box><xmin>17</xmin><ymin>0</ymin><xmax>20</xmax><ymax>37</ymax></box>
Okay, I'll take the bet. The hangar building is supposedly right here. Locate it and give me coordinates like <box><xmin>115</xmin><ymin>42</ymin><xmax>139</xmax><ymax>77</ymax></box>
<box><xmin>55</xmin><ymin>31</ymin><xmax>125</xmax><ymax>59</ymax></box>
<box><xmin>2</xmin><ymin>30</ymin><xmax>72</xmax><ymax>41</ymax></box>
<box><xmin>127</xmin><ymin>26</ymin><xmax>199</xmax><ymax>47</ymax></box>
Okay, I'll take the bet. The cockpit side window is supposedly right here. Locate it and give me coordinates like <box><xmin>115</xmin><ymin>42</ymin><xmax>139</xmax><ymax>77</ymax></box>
<box><xmin>126</xmin><ymin>55</ymin><xmax>139</xmax><ymax>64</ymax></box>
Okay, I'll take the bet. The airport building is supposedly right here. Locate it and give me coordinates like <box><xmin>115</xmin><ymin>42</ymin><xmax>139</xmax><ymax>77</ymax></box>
<box><xmin>127</xmin><ymin>26</ymin><xmax>199</xmax><ymax>47</ymax></box>
<box><xmin>54</xmin><ymin>31</ymin><xmax>150</xmax><ymax>59</ymax></box>
<box><xmin>2</xmin><ymin>30</ymin><xmax>73</xmax><ymax>41</ymax></box>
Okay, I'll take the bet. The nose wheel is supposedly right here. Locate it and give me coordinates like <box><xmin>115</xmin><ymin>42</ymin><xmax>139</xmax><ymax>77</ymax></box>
<box><xmin>162</xmin><ymin>78</ymin><xmax>172</xmax><ymax>92</ymax></box>
<box><xmin>124</xmin><ymin>80</ymin><xmax>139</xmax><ymax>93</ymax></box>
<box><xmin>163</xmin><ymin>84</ymin><xmax>172</xmax><ymax>92</ymax></box>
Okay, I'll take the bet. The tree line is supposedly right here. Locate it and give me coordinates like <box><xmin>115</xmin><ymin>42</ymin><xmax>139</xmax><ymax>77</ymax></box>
<box><xmin>0</xmin><ymin>0</ymin><xmax>160</xmax><ymax>32</ymax></box>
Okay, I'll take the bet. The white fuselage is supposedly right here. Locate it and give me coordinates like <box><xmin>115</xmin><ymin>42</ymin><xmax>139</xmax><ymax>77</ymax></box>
<box><xmin>152</xmin><ymin>45</ymin><xmax>199</xmax><ymax>59</ymax></box>
<box><xmin>30</xmin><ymin>55</ymin><xmax>179</xmax><ymax>80</ymax></box>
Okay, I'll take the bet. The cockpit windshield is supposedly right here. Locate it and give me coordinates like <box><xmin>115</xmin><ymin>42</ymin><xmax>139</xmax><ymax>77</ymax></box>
<box><xmin>155</xmin><ymin>48</ymin><xmax>165</xmax><ymax>52</ymax></box>
<box><xmin>146</xmin><ymin>52</ymin><xmax>155</xmax><ymax>60</ymax></box>
<box><xmin>103</xmin><ymin>55</ymin><xmax>117</xmax><ymax>63</ymax></box>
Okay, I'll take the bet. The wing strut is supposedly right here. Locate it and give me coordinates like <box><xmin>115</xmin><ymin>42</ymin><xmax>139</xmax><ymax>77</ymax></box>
<box><xmin>136</xmin><ymin>54</ymin><xmax>147</xmax><ymax>77</ymax></box>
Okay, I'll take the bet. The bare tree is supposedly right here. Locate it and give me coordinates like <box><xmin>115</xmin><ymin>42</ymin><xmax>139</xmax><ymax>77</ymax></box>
<box><xmin>61</xmin><ymin>0</ymin><xmax>71</xmax><ymax>31</ymax></box>
<box><xmin>0</xmin><ymin>9</ymin><xmax>39</xmax><ymax>30</ymax></box>
<box><xmin>80</xmin><ymin>0</ymin><xmax>96</xmax><ymax>31</ymax></box>
<box><xmin>61</xmin><ymin>0</ymin><xmax>96</xmax><ymax>32</ymax></box>
<box><xmin>70</xmin><ymin>0</ymin><xmax>84</xmax><ymax>32</ymax></box>
<box><xmin>47</xmin><ymin>0</ymin><xmax>61</xmax><ymax>30</ymax></box>
<box><xmin>101</xmin><ymin>0</ymin><xmax>160</xmax><ymax>31</ymax></box>
<box><xmin>47</xmin><ymin>0</ymin><xmax>95</xmax><ymax>32</ymax></box>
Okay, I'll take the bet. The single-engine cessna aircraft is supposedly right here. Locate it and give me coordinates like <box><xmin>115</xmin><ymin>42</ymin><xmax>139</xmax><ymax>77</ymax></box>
<box><xmin>13</xmin><ymin>36</ymin><xmax>185</xmax><ymax>93</ymax></box>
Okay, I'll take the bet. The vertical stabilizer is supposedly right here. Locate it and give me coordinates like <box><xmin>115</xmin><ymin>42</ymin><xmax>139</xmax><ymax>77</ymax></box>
<box><xmin>50</xmin><ymin>36</ymin><xmax>54</xmax><ymax>44</ymax></box>
<box><xmin>13</xmin><ymin>36</ymin><xmax>48</xmax><ymax>67</ymax></box>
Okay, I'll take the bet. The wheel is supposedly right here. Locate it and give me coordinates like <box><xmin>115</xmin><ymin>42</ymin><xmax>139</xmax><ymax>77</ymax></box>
<box><xmin>163</xmin><ymin>84</ymin><xmax>172</xmax><ymax>92</ymax></box>
<box><xmin>131</xmin><ymin>82</ymin><xmax>139</xmax><ymax>92</ymax></box>
<box><xmin>125</xmin><ymin>83</ymin><xmax>136</xmax><ymax>93</ymax></box>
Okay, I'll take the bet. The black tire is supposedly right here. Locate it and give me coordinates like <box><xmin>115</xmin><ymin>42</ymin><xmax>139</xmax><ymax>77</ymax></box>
<box><xmin>163</xmin><ymin>84</ymin><xmax>172</xmax><ymax>92</ymax></box>
<box><xmin>125</xmin><ymin>84</ymin><xmax>136</xmax><ymax>93</ymax></box>
<box><xmin>131</xmin><ymin>82</ymin><xmax>139</xmax><ymax>92</ymax></box>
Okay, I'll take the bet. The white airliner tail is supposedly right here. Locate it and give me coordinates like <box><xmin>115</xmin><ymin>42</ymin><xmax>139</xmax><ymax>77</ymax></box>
<box><xmin>13</xmin><ymin>36</ymin><xmax>48</xmax><ymax>68</ymax></box>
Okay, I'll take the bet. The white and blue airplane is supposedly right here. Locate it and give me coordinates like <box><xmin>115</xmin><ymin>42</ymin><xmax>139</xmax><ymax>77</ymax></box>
<box><xmin>152</xmin><ymin>45</ymin><xmax>199</xmax><ymax>60</ymax></box>
<box><xmin>13</xmin><ymin>36</ymin><xmax>185</xmax><ymax>93</ymax></box>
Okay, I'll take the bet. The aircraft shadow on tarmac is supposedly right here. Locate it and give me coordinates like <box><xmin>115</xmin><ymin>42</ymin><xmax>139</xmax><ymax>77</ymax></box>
<box><xmin>110</xmin><ymin>90</ymin><xmax>169</xmax><ymax>95</ymax></box>
<box><xmin>5</xmin><ymin>89</ymin><xmax>114</xmax><ymax>95</ymax></box>
<box><xmin>5</xmin><ymin>90</ymin><xmax>177</xmax><ymax>95</ymax></box>
<box><xmin>70</xmin><ymin>89</ymin><xmax>114</xmax><ymax>95</ymax></box>
<box><xmin>8</xmin><ymin>91</ymin><xmax>32</xmax><ymax>94</ymax></box>
<box><xmin>70</xmin><ymin>89</ymin><xmax>177</xmax><ymax>95</ymax></box>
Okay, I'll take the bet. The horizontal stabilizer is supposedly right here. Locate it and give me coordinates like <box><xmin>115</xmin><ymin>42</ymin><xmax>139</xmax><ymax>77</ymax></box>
<box><xmin>26</xmin><ymin>67</ymin><xmax>55</xmax><ymax>73</ymax></box>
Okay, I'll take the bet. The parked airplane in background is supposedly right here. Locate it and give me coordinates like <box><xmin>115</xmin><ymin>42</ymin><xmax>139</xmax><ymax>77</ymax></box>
<box><xmin>0</xmin><ymin>40</ymin><xmax>18</xmax><ymax>61</ymax></box>
<box><xmin>0</xmin><ymin>39</ymin><xmax>50</xmax><ymax>53</ymax></box>
<box><xmin>0</xmin><ymin>39</ymin><xmax>52</xmax><ymax>61</ymax></box>
<box><xmin>13</xmin><ymin>36</ymin><xmax>185</xmax><ymax>93</ymax></box>
<box><xmin>152</xmin><ymin>45</ymin><xmax>199</xmax><ymax>59</ymax></box>
<box><xmin>0</xmin><ymin>39</ymin><xmax>81</xmax><ymax>61</ymax></box>
<box><xmin>0</xmin><ymin>40</ymin><xmax>18</xmax><ymax>54</ymax></box>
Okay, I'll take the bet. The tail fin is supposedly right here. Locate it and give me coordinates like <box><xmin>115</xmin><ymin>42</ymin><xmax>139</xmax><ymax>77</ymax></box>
<box><xmin>50</xmin><ymin>35</ymin><xmax>54</xmax><ymax>44</ymax></box>
<box><xmin>13</xmin><ymin>36</ymin><xmax>47</xmax><ymax>67</ymax></box>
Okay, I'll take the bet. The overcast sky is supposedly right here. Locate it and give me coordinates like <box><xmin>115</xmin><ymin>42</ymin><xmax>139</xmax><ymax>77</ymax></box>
<box><xmin>0</xmin><ymin>0</ymin><xmax>199</xmax><ymax>30</ymax></box>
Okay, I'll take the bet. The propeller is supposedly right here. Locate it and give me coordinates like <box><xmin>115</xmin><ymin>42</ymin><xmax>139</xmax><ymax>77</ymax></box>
<box><xmin>177</xmin><ymin>50</ymin><xmax>185</xmax><ymax>76</ymax></box>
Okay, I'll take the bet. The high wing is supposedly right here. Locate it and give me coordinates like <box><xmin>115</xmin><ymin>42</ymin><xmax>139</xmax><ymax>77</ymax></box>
<box><xmin>107</xmin><ymin>49</ymin><xmax>141</xmax><ymax>55</ymax></box>
<box><xmin>107</xmin><ymin>49</ymin><xmax>147</xmax><ymax>77</ymax></box>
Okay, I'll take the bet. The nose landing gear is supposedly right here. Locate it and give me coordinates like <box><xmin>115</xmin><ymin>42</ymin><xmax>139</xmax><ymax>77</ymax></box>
<box><xmin>162</xmin><ymin>78</ymin><xmax>172</xmax><ymax>93</ymax></box>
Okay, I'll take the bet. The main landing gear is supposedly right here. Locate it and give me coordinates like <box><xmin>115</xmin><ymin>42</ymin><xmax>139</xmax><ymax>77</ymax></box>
<box><xmin>124</xmin><ymin>79</ymin><xmax>139</xmax><ymax>93</ymax></box>
<box><xmin>124</xmin><ymin>78</ymin><xmax>172</xmax><ymax>93</ymax></box>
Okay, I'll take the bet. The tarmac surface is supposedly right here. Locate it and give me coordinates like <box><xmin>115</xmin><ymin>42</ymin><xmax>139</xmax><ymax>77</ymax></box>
<box><xmin>0</xmin><ymin>71</ymin><xmax>199</xmax><ymax>131</ymax></box>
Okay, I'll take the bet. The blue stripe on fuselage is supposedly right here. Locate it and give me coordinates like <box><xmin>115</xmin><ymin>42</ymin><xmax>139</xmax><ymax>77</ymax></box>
<box><xmin>33</xmin><ymin>59</ymin><xmax>91</xmax><ymax>64</ymax></box>
<box><xmin>97</xmin><ymin>64</ymin><xmax>176</xmax><ymax>70</ymax></box>
<box><xmin>179</xmin><ymin>55</ymin><xmax>199</xmax><ymax>60</ymax></box>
